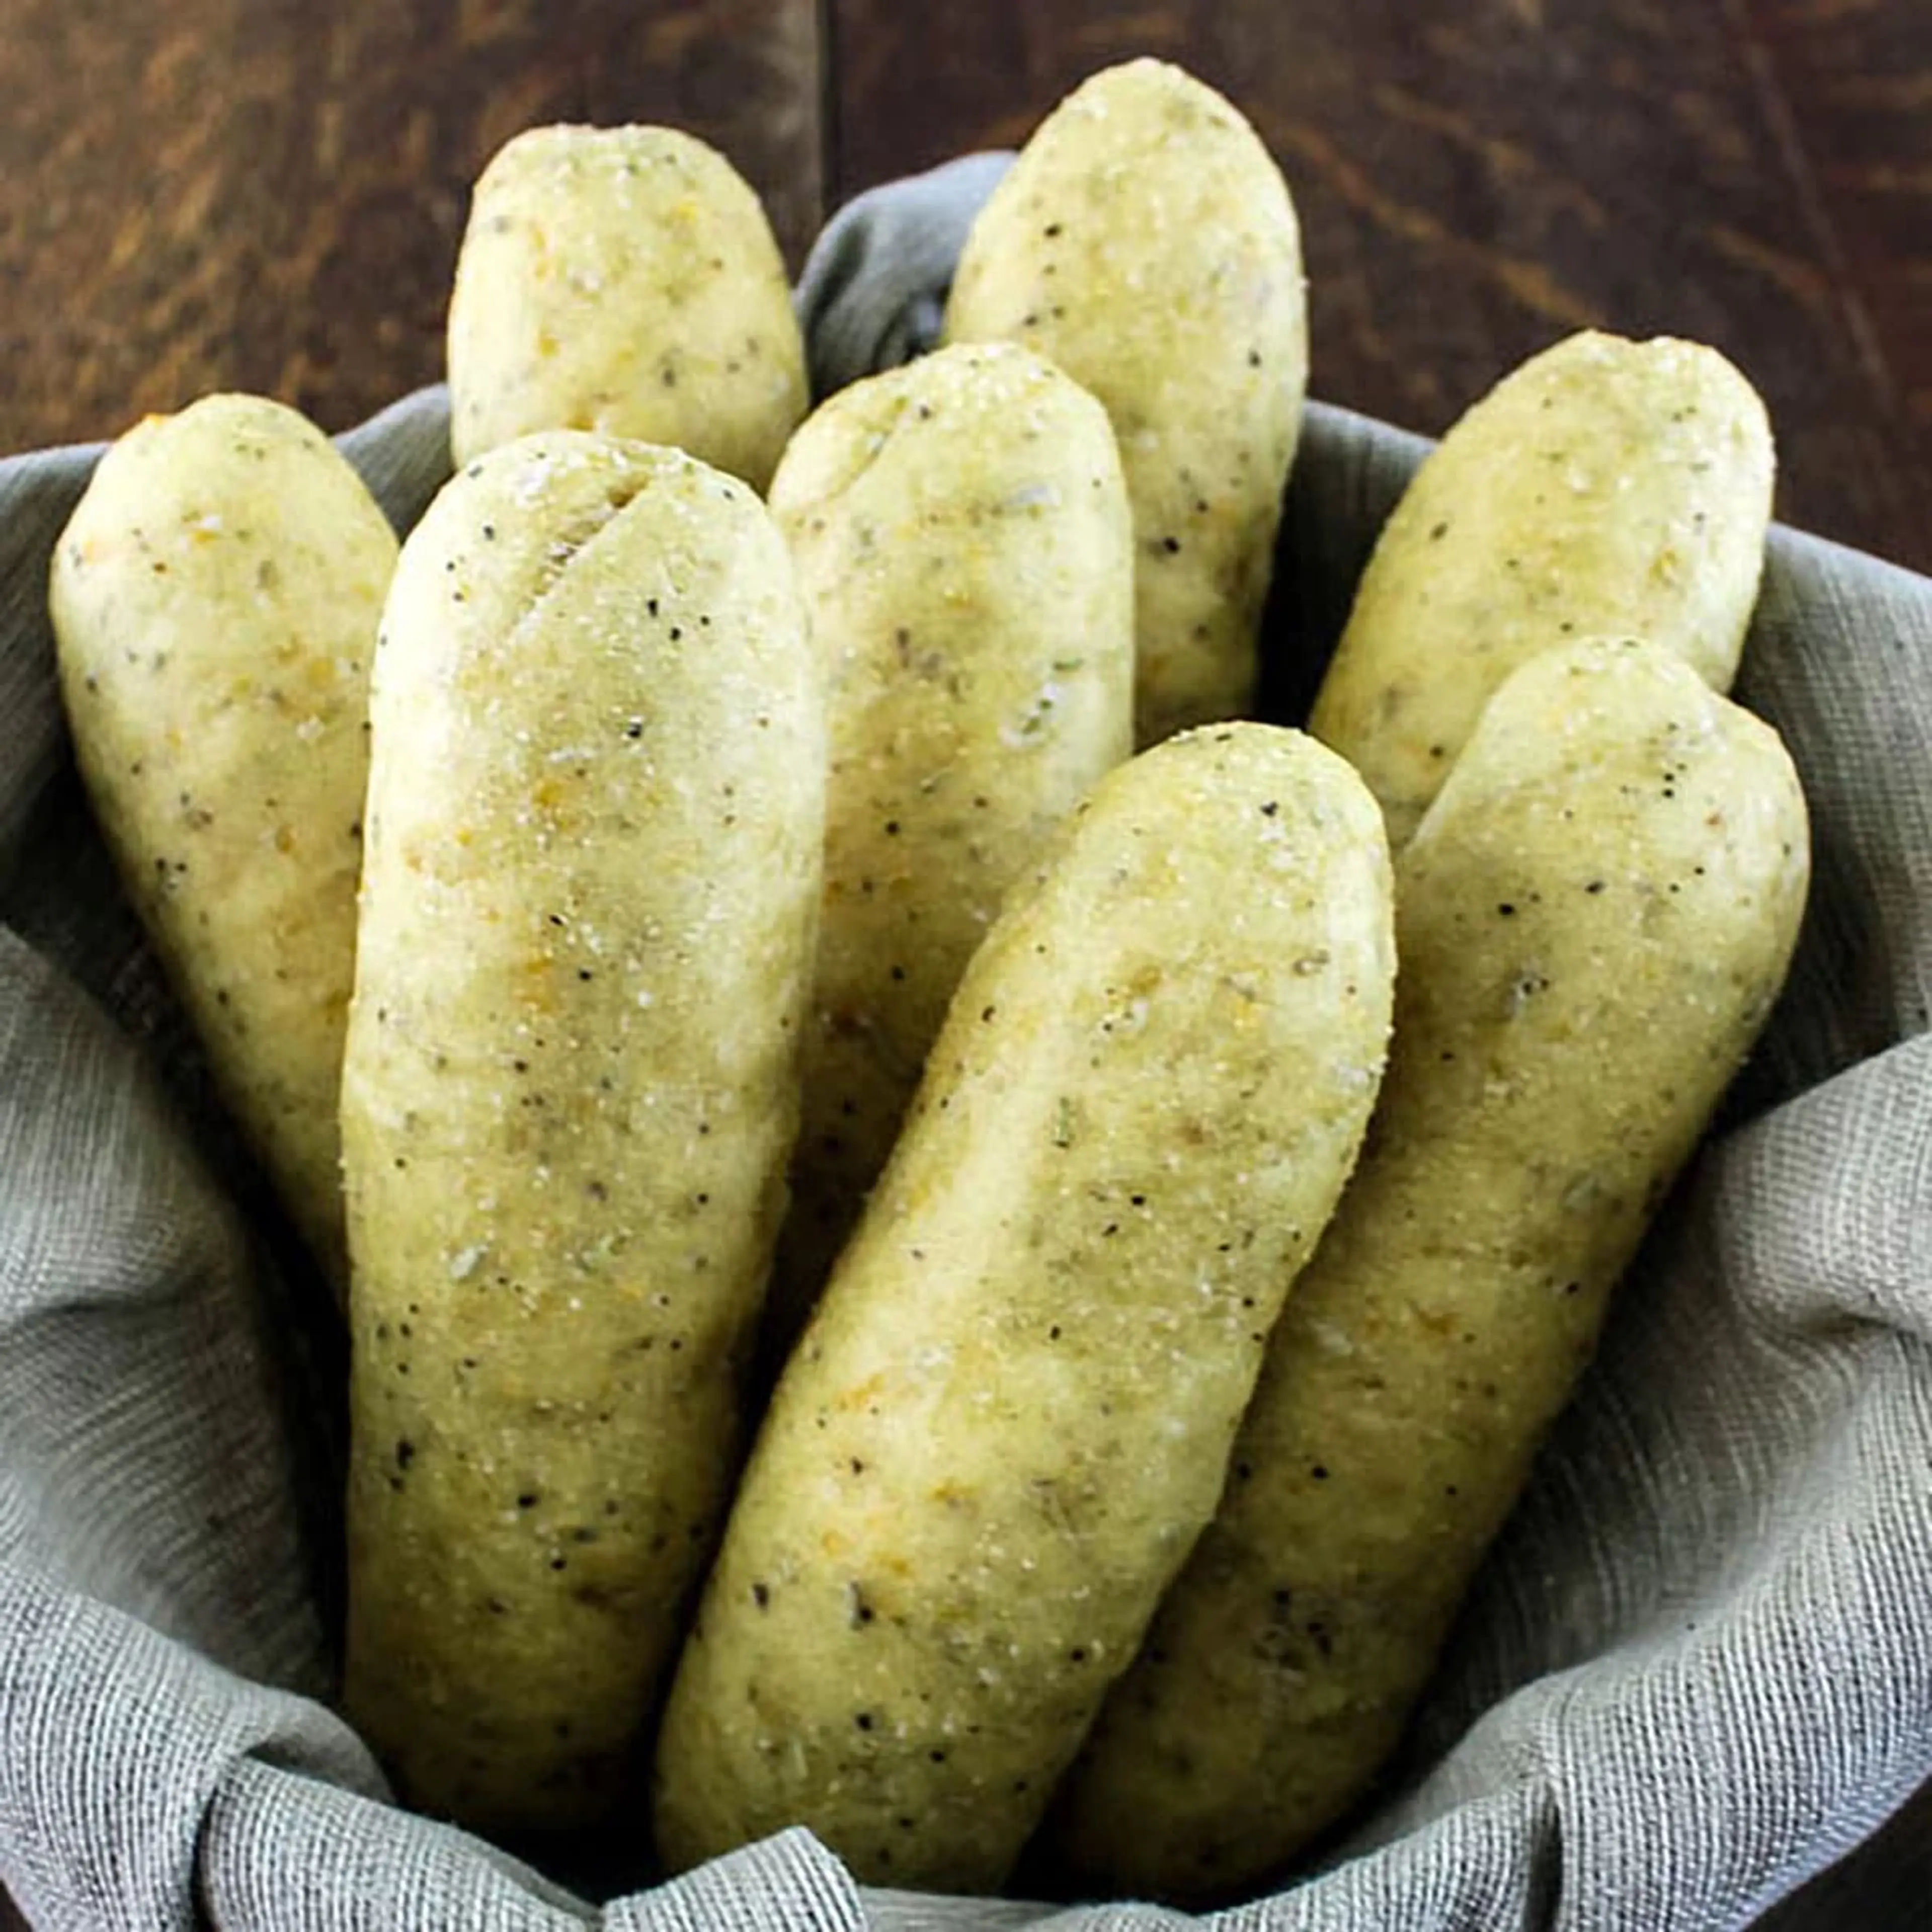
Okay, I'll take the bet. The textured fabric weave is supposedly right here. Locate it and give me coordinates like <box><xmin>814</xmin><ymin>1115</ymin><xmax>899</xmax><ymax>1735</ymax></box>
<box><xmin>2</xmin><ymin>159</ymin><xmax>1929</xmax><ymax>1930</ymax></box>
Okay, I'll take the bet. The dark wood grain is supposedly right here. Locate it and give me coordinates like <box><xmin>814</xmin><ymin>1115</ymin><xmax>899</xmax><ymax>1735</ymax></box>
<box><xmin>1738</xmin><ymin>0</ymin><xmax>1932</xmax><ymax>547</ymax></box>
<box><xmin>828</xmin><ymin>1</ymin><xmax>1932</xmax><ymax>574</ymax></box>
<box><xmin>0</xmin><ymin>0</ymin><xmax>821</xmax><ymax>447</ymax></box>
<box><xmin>3</xmin><ymin>1</ymin><xmax>1928</xmax><ymax>571</ymax></box>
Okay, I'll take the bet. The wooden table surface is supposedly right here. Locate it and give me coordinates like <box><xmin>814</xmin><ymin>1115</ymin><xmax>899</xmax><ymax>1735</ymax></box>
<box><xmin>0</xmin><ymin>9</ymin><xmax>1929</xmax><ymax>1927</ymax></box>
<box><xmin>1</xmin><ymin>1</ymin><xmax>1927</xmax><ymax>574</ymax></box>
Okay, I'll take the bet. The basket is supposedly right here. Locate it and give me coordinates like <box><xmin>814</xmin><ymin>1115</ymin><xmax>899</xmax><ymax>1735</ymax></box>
<box><xmin>1</xmin><ymin>157</ymin><xmax>1928</xmax><ymax>1931</ymax></box>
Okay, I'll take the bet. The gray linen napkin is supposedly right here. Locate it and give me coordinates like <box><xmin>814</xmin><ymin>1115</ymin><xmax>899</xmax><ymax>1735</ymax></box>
<box><xmin>3</xmin><ymin>159</ymin><xmax>1929</xmax><ymax>1931</ymax></box>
